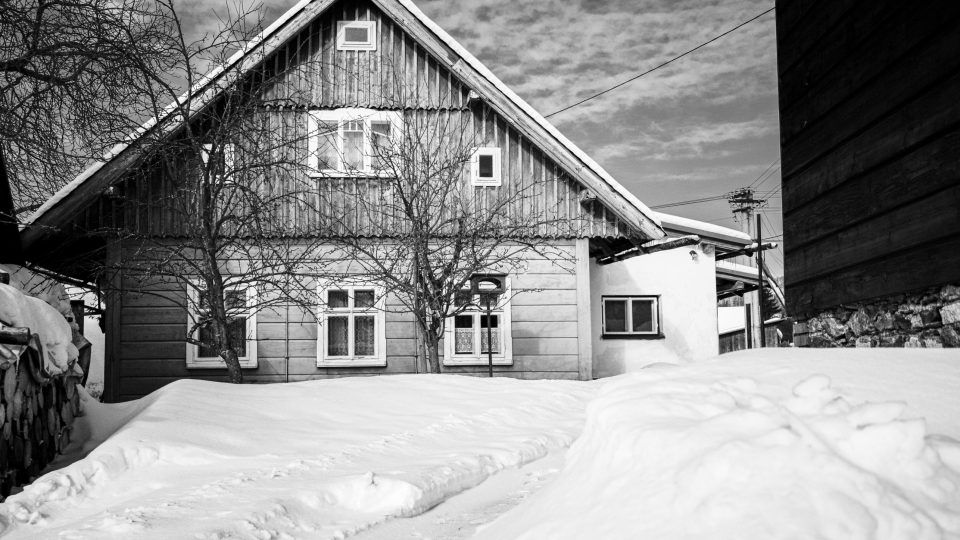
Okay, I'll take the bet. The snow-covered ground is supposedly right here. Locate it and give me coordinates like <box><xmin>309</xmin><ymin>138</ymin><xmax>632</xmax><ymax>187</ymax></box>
<box><xmin>1</xmin><ymin>349</ymin><xmax>959</xmax><ymax>539</ymax></box>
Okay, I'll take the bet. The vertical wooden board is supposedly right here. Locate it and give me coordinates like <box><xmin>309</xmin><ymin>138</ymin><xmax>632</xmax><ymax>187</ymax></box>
<box><xmin>575</xmin><ymin>239</ymin><xmax>592</xmax><ymax>381</ymax></box>
<box><xmin>105</xmin><ymin>240</ymin><xmax>123</xmax><ymax>403</ymax></box>
<box><xmin>320</xmin><ymin>15</ymin><xmax>331</xmax><ymax>106</ymax></box>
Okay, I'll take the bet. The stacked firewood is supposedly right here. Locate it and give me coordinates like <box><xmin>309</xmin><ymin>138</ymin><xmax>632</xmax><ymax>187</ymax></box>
<box><xmin>0</xmin><ymin>330</ymin><xmax>82</xmax><ymax>499</ymax></box>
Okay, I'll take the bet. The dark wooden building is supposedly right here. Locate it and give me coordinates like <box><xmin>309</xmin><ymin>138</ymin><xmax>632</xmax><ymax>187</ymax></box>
<box><xmin>777</xmin><ymin>0</ymin><xmax>960</xmax><ymax>347</ymax></box>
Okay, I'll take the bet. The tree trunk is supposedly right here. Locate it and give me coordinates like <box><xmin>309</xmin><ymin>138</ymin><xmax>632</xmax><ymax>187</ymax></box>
<box><xmin>423</xmin><ymin>332</ymin><xmax>442</xmax><ymax>374</ymax></box>
<box><xmin>221</xmin><ymin>347</ymin><xmax>244</xmax><ymax>383</ymax></box>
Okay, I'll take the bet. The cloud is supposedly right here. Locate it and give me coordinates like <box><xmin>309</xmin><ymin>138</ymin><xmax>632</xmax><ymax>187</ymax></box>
<box><xmin>593</xmin><ymin>117</ymin><xmax>777</xmax><ymax>162</ymax></box>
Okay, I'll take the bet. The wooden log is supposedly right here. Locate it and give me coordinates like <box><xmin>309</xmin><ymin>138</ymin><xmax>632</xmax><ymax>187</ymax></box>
<box><xmin>0</xmin><ymin>328</ymin><xmax>30</xmax><ymax>346</ymax></box>
<box><xmin>2</xmin><ymin>367</ymin><xmax>15</xmax><ymax>404</ymax></box>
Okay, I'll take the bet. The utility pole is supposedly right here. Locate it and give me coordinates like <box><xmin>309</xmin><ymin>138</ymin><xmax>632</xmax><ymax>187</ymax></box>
<box><xmin>727</xmin><ymin>187</ymin><xmax>767</xmax><ymax>349</ymax></box>
<box><xmin>757</xmin><ymin>218</ymin><xmax>765</xmax><ymax>348</ymax></box>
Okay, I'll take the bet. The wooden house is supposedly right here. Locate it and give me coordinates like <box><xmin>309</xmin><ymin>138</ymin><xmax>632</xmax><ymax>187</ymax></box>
<box><xmin>777</xmin><ymin>0</ymin><xmax>960</xmax><ymax>347</ymax></box>
<box><xmin>19</xmin><ymin>0</ymin><xmax>750</xmax><ymax>401</ymax></box>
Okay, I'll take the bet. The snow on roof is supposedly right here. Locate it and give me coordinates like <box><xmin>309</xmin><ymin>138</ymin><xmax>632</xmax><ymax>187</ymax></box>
<box><xmin>26</xmin><ymin>0</ymin><xmax>663</xmax><ymax>237</ymax></box>
<box><xmin>656</xmin><ymin>212</ymin><xmax>751</xmax><ymax>246</ymax></box>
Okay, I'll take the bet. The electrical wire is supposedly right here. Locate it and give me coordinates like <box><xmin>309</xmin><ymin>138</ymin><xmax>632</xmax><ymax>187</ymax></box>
<box><xmin>650</xmin><ymin>194</ymin><xmax>728</xmax><ymax>209</ymax></box>
<box><xmin>544</xmin><ymin>6</ymin><xmax>776</xmax><ymax>118</ymax></box>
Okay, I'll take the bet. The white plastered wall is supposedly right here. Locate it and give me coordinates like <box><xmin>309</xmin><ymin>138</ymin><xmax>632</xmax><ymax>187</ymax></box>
<box><xmin>590</xmin><ymin>243</ymin><xmax>718</xmax><ymax>377</ymax></box>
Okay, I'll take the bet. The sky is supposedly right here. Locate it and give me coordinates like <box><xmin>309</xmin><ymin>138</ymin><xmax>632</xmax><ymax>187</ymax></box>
<box><xmin>188</xmin><ymin>0</ymin><xmax>784</xmax><ymax>274</ymax></box>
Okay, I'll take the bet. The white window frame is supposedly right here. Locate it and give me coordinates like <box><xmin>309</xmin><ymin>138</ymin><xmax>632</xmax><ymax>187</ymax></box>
<box><xmin>317</xmin><ymin>281</ymin><xmax>387</xmax><ymax>367</ymax></box>
<box><xmin>601</xmin><ymin>295</ymin><xmax>661</xmax><ymax>337</ymax></box>
<box><xmin>443</xmin><ymin>280</ymin><xmax>513</xmax><ymax>366</ymax></box>
<box><xmin>307</xmin><ymin>109</ymin><xmax>401</xmax><ymax>176</ymax></box>
<box><xmin>470</xmin><ymin>147</ymin><xmax>502</xmax><ymax>186</ymax></box>
<box><xmin>186</xmin><ymin>281</ymin><xmax>258</xmax><ymax>369</ymax></box>
<box><xmin>336</xmin><ymin>20</ymin><xmax>377</xmax><ymax>51</ymax></box>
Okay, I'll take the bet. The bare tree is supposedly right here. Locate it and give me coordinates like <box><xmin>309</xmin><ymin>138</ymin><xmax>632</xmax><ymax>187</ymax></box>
<box><xmin>96</xmin><ymin>2</ymin><xmax>331</xmax><ymax>383</ymax></box>
<box><xmin>0</xmin><ymin>0</ymin><xmax>177</xmax><ymax>209</ymax></box>
<box><xmin>314</xmin><ymin>108</ymin><xmax>578</xmax><ymax>373</ymax></box>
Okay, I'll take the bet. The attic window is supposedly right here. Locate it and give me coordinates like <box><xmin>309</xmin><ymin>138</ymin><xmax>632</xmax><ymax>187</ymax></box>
<box><xmin>471</xmin><ymin>147</ymin><xmax>501</xmax><ymax>186</ymax></box>
<box><xmin>337</xmin><ymin>21</ymin><xmax>376</xmax><ymax>51</ymax></box>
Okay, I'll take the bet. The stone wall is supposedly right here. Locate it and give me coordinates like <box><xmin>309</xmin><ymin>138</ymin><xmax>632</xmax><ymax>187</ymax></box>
<box><xmin>794</xmin><ymin>283</ymin><xmax>960</xmax><ymax>348</ymax></box>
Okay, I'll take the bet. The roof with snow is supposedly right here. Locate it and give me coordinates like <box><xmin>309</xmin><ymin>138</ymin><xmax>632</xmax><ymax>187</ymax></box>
<box><xmin>21</xmin><ymin>0</ymin><xmax>665</xmax><ymax>250</ymax></box>
<box><xmin>656</xmin><ymin>212</ymin><xmax>752</xmax><ymax>251</ymax></box>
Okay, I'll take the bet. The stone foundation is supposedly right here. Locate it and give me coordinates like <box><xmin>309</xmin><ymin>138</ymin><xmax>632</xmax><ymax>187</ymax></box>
<box><xmin>794</xmin><ymin>283</ymin><xmax>960</xmax><ymax>348</ymax></box>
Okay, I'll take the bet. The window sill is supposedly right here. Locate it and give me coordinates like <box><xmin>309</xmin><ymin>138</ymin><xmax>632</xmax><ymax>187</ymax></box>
<box><xmin>308</xmin><ymin>171</ymin><xmax>393</xmax><ymax>179</ymax></box>
<box><xmin>187</xmin><ymin>358</ymin><xmax>258</xmax><ymax>369</ymax></box>
<box><xmin>443</xmin><ymin>356</ymin><xmax>513</xmax><ymax>367</ymax></box>
<box><xmin>600</xmin><ymin>333</ymin><xmax>665</xmax><ymax>340</ymax></box>
<box><xmin>317</xmin><ymin>357</ymin><xmax>387</xmax><ymax>368</ymax></box>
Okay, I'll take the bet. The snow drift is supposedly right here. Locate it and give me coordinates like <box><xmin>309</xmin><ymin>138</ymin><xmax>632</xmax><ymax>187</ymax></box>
<box><xmin>478</xmin><ymin>350</ymin><xmax>960</xmax><ymax>540</ymax></box>
<box><xmin>0</xmin><ymin>375</ymin><xmax>594</xmax><ymax>539</ymax></box>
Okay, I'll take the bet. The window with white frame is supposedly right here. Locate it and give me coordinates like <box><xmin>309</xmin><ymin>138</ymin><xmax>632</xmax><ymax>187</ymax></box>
<box><xmin>601</xmin><ymin>296</ymin><xmax>661</xmax><ymax>338</ymax></box>
<box><xmin>443</xmin><ymin>283</ymin><xmax>513</xmax><ymax>366</ymax></box>
<box><xmin>471</xmin><ymin>147</ymin><xmax>501</xmax><ymax>186</ymax></box>
<box><xmin>186</xmin><ymin>282</ymin><xmax>258</xmax><ymax>368</ymax></box>
<box><xmin>337</xmin><ymin>21</ymin><xmax>377</xmax><ymax>51</ymax></box>
<box><xmin>308</xmin><ymin>109</ymin><xmax>400</xmax><ymax>174</ymax></box>
<box><xmin>318</xmin><ymin>282</ymin><xmax>386</xmax><ymax>366</ymax></box>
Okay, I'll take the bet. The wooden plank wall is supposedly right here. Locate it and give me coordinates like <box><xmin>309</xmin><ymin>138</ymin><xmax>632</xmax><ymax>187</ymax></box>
<box><xmin>113</xmin><ymin>241</ymin><xmax>580</xmax><ymax>400</ymax></box>
<box><xmin>73</xmin><ymin>0</ymin><xmax>627</xmax><ymax>241</ymax></box>
<box><xmin>777</xmin><ymin>0</ymin><xmax>960</xmax><ymax>318</ymax></box>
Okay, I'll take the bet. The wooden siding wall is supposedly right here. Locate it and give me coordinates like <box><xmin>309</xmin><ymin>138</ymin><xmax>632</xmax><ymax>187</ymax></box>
<box><xmin>71</xmin><ymin>0</ymin><xmax>626</xmax><ymax>241</ymax></box>
<box><xmin>112</xmin><ymin>241</ymin><xmax>580</xmax><ymax>401</ymax></box>
<box><xmin>777</xmin><ymin>0</ymin><xmax>960</xmax><ymax>317</ymax></box>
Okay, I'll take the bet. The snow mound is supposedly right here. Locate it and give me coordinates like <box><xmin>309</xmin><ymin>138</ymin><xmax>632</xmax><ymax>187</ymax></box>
<box><xmin>0</xmin><ymin>282</ymin><xmax>77</xmax><ymax>374</ymax></box>
<box><xmin>0</xmin><ymin>375</ymin><xmax>594</xmax><ymax>539</ymax></box>
<box><xmin>479</xmin><ymin>366</ymin><xmax>960</xmax><ymax>540</ymax></box>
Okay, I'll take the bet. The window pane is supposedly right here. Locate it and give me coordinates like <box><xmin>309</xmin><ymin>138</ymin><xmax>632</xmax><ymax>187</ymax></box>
<box><xmin>478</xmin><ymin>154</ymin><xmax>494</xmax><ymax>178</ymax></box>
<box><xmin>344</xmin><ymin>26</ymin><xmax>369</xmax><ymax>43</ymax></box>
<box><xmin>455</xmin><ymin>315</ymin><xmax>474</xmax><ymax>354</ymax></box>
<box><xmin>370</xmin><ymin>121</ymin><xmax>391</xmax><ymax>170</ymax></box>
<box><xmin>632</xmin><ymin>300</ymin><xmax>654</xmax><ymax>332</ymax></box>
<box><xmin>355</xmin><ymin>289</ymin><xmax>375</xmax><ymax>308</ymax></box>
<box><xmin>355</xmin><ymin>315</ymin><xmax>375</xmax><ymax>356</ymax></box>
<box><xmin>227</xmin><ymin>316</ymin><xmax>247</xmax><ymax>356</ymax></box>
<box><xmin>198</xmin><ymin>325</ymin><xmax>216</xmax><ymax>358</ymax></box>
<box><xmin>317</xmin><ymin>120</ymin><xmax>338</xmax><ymax>169</ymax></box>
<box><xmin>343</xmin><ymin>122</ymin><xmax>364</xmax><ymax>170</ymax></box>
<box><xmin>224</xmin><ymin>289</ymin><xmax>245</xmax><ymax>310</ymax></box>
<box><xmin>604</xmin><ymin>300</ymin><xmax>627</xmax><ymax>332</ymax></box>
<box><xmin>327</xmin><ymin>316</ymin><xmax>349</xmax><ymax>356</ymax></box>
<box><xmin>197</xmin><ymin>317</ymin><xmax>246</xmax><ymax>358</ymax></box>
<box><xmin>480</xmin><ymin>315</ymin><xmax>500</xmax><ymax>354</ymax></box>
<box><xmin>328</xmin><ymin>290</ymin><xmax>348</xmax><ymax>308</ymax></box>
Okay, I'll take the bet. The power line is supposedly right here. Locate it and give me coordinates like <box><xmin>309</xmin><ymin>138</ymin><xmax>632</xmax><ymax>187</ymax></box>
<box><xmin>545</xmin><ymin>6</ymin><xmax>775</xmax><ymax>118</ymax></box>
<box><xmin>748</xmin><ymin>158</ymin><xmax>780</xmax><ymax>189</ymax></box>
<box><xmin>650</xmin><ymin>194</ymin><xmax>728</xmax><ymax>209</ymax></box>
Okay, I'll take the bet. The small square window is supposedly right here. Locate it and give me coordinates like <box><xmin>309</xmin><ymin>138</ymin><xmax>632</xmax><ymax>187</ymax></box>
<box><xmin>337</xmin><ymin>21</ymin><xmax>377</xmax><ymax>51</ymax></box>
<box><xmin>602</xmin><ymin>296</ymin><xmax>661</xmax><ymax>338</ymax></box>
<box><xmin>471</xmin><ymin>147</ymin><xmax>501</xmax><ymax>186</ymax></box>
